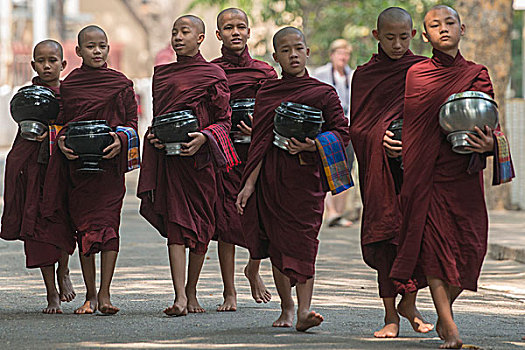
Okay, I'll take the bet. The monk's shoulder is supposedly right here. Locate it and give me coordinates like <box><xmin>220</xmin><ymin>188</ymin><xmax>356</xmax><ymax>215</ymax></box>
<box><xmin>106</xmin><ymin>67</ymin><xmax>133</xmax><ymax>85</ymax></box>
<box><xmin>206</xmin><ymin>62</ymin><xmax>228</xmax><ymax>80</ymax></box>
<box><xmin>251</xmin><ymin>59</ymin><xmax>278</xmax><ymax>78</ymax></box>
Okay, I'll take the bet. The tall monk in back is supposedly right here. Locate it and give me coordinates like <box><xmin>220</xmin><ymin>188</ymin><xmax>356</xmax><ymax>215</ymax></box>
<box><xmin>212</xmin><ymin>7</ymin><xmax>277</xmax><ymax>311</ymax></box>
<box><xmin>138</xmin><ymin>15</ymin><xmax>236</xmax><ymax>316</ymax></box>
<box><xmin>1</xmin><ymin>40</ymin><xmax>76</xmax><ymax>314</ymax></box>
<box><xmin>389</xmin><ymin>6</ymin><xmax>514</xmax><ymax>349</ymax></box>
<box><xmin>45</xmin><ymin>25</ymin><xmax>140</xmax><ymax>315</ymax></box>
<box><xmin>350</xmin><ymin>7</ymin><xmax>433</xmax><ymax>338</ymax></box>
<box><xmin>236</xmin><ymin>27</ymin><xmax>352</xmax><ymax>331</ymax></box>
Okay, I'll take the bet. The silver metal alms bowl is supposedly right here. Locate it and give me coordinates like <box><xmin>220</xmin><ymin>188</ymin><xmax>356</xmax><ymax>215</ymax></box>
<box><xmin>438</xmin><ymin>91</ymin><xmax>498</xmax><ymax>154</ymax></box>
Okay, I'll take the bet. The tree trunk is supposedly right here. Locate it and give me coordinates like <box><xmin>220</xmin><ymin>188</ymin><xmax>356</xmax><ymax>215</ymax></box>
<box><xmin>455</xmin><ymin>0</ymin><xmax>514</xmax><ymax>209</ymax></box>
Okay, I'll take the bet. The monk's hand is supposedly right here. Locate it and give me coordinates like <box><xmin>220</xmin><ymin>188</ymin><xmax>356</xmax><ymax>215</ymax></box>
<box><xmin>286</xmin><ymin>137</ymin><xmax>316</xmax><ymax>155</ymax></box>
<box><xmin>180</xmin><ymin>132</ymin><xmax>207</xmax><ymax>156</ymax></box>
<box><xmin>58</xmin><ymin>135</ymin><xmax>79</xmax><ymax>160</ymax></box>
<box><xmin>465</xmin><ymin>125</ymin><xmax>494</xmax><ymax>154</ymax></box>
<box><xmin>147</xmin><ymin>130</ymin><xmax>165</xmax><ymax>150</ymax></box>
<box><xmin>35</xmin><ymin>131</ymin><xmax>49</xmax><ymax>142</ymax></box>
<box><xmin>383</xmin><ymin>130</ymin><xmax>402</xmax><ymax>158</ymax></box>
<box><xmin>102</xmin><ymin>132</ymin><xmax>122</xmax><ymax>159</ymax></box>
<box><xmin>236</xmin><ymin>183</ymin><xmax>255</xmax><ymax>215</ymax></box>
<box><xmin>238</xmin><ymin>115</ymin><xmax>253</xmax><ymax>135</ymax></box>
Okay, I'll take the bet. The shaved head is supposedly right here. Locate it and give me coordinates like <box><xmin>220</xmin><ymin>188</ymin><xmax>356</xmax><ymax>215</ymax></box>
<box><xmin>272</xmin><ymin>26</ymin><xmax>306</xmax><ymax>51</ymax></box>
<box><xmin>217</xmin><ymin>8</ymin><xmax>249</xmax><ymax>29</ymax></box>
<box><xmin>176</xmin><ymin>15</ymin><xmax>205</xmax><ymax>34</ymax></box>
<box><xmin>77</xmin><ymin>25</ymin><xmax>107</xmax><ymax>46</ymax></box>
<box><xmin>33</xmin><ymin>39</ymin><xmax>63</xmax><ymax>60</ymax></box>
<box><xmin>377</xmin><ymin>7</ymin><xmax>413</xmax><ymax>31</ymax></box>
<box><xmin>424</xmin><ymin>5</ymin><xmax>461</xmax><ymax>31</ymax></box>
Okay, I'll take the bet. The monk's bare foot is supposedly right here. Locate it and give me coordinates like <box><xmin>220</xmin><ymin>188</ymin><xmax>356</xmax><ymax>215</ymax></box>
<box><xmin>74</xmin><ymin>299</ymin><xmax>97</xmax><ymax>314</ymax></box>
<box><xmin>164</xmin><ymin>300</ymin><xmax>188</xmax><ymax>317</ymax></box>
<box><xmin>439</xmin><ymin>320</ymin><xmax>462</xmax><ymax>349</ymax></box>
<box><xmin>244</xmin><ymin>265</ymin><xmax>271</xmax><ymax>303</ymax></box>
<box><xmin>273</xmin><ymin>307</ymin><xmax>294</xmax><ymax>328</ymax></box>
<box><xmin>57</xmin><ymin>268</ymin><xmax>76</xmax><ymax>302</ymax></box>
<box><xmin>97</xmin><ymin>292</ymin><xmax>119</xmax><ymax>315</ymax></box>
<box><xmin>374</xmin><ymin>321</ymin><xmax>399</xmax><ymax>338</ymax></box>
<box><xmin>296</xmin><ymin>310</ymin><xmax>324</xmax><ymax>332</ymax></box>
<box><xmin>43</xmin><ymin>291</ymin><xmax>63</xmax><ymax>314</ymax></box>
<box><xmin>187</xmin><ymin>294</ymin><xmax>205</xmax><ymax>313</ymax></box>
<box><xmin>217</xmin><ymin>294</ymin><xmax>237</xmax><ymax>312</ymax></box>
<box><xmin>397</xmin><ymin>298</ymin><xmax>434</xmax><ymax>333</ymax></box>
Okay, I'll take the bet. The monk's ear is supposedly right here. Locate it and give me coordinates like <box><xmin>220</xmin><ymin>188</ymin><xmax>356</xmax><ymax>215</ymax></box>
<box><xmin>61</xmin><ymin>60</ymin><xmax>67</xmax><ymax>71</ymax></box>
<box><xmin>247</xmin><ymin>27</ymin><xmax>251</xmax><ymax>39</ymax></box>
<box><xmin>372</xmin><ymin>29</ymin><xmax>379</xmax><ymax>41</ymax></box>
<box><xmin>30</xmin><ymin>61</ymin><xmax>36</xmax><ymax>72</ymax></box>
<box><xmin>411</xmin><ymin>29</ymin><xmax>417</xmax><ymax>38</ymax></box>
<box><xmin>197</xmin><ymin>33</ymin><xmax>205</xmax><ymax>45</ymax></box>
<box><xmin>107</xmin><ymin>44</ymin><xmax>110</xmax><ymax>54</ymax></box>
<box><xmin>460</xmin><ymin>23</ymin><xmax>466</xmax><ymax>36</ymax></box>
<box><xmin>422</xmin><ymin>31</ymin><xmax>430</xmax><ymax>43</ymax></box>
<box><xmin>272</xmin><ymin>52</ymin><xmax>279</xmax><ymax>64</ymax></box>
<box><xmin>216</xmin><ymin>29</ymin><xmax>223</xmax><ymax>42</ymax></box>
<box><xmin>75</xmin><ymin>46</ymin><xmax>82</xmax><ymax>58</ymax></box>
<box><xmin>306</xmin><ymin>47</ymin><xmax>310</xmax><ymax>58</ymax></box>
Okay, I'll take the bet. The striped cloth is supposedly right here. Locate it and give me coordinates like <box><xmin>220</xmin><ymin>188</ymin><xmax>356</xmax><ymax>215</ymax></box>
<box><xmin>492</xmin><ymin>130</ymin><xmax>515</xmax><ymax>185</ymax></box>
<box><xmin>116</xmin><ymin>126</ymin><xmax>140</xmax><ymax>172</ymax></box>
<box><xmin>204</xmin><ymin>124</ymin><xmax>240</xmax><ymax>171</ymax></box>
<box><xmin>315</xmin><ymin>131</ymin><xmax>353</xmax><ymax>195</ymax></box>
<box><xmin>48</xmin><ymin>124</ymin><xmax>64</xmax><ymax>155</ymax></box>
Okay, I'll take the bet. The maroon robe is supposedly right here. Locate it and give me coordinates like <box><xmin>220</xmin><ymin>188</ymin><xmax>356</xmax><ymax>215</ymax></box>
<box><xmin>211</xmin><ymin>46</ymin><xmax>277</xmax><ymax>248</ymax></box>
<box><xmin>242</xmin><ymin>71</ymin><xmax>350</xmax><ymax>285</ymax></box>
<box><xmin>390</xmin><ymin>49</ymin><xmax>496</xmax><ymax>291</ymax></box>
<box><xmin>1</xmin><ymin>77</ymin><xmax>75</xmax><ymax>268</ymax></box>
<box><xmin>43</xmin><ymin>63</ymin><xmax>138</xmax><ymax>256</ymax></box>
<box><xmin>137</xmin><ymin>52</ymin><xmax>232</xmax><ymax>254</ymax></box>
<box><xmin>350</xmin><ymin>47</ymin><xmax>427</xmax><ymax>297</ymax></box>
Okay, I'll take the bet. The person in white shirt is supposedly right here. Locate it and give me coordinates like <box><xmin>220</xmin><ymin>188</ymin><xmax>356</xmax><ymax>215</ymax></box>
<box><xmin>314</xmin><ymin>39</ymin><xmax>355</xmax><ymax>227</ymax></box>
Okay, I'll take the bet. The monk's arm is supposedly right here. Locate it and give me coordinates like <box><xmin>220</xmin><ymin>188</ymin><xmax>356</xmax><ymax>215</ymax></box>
<box><xmin>236</xmin><ymin>160</ymin><xmax>263</xmax><ymax>215</ymax></box>
<box><xmin>208</xmin><ymin>79</ymin><xmax>232</xmax><ymax>132</ymax></box>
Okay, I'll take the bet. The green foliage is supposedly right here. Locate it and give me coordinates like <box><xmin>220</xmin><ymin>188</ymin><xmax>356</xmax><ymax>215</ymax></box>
<box><xmin>188</xmin><ymin>0</ymin><xmax>455</xmax><ymax>67</ymax></box>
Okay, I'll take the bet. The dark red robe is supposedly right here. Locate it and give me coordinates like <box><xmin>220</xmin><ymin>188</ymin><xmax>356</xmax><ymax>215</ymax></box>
<box><xmin>390</xmin><ymin>49</ymin><xmax>496</xmax><ymax>291</ymax></box>
<box><xmin>43</xmin><ymin>63</ymin><xmax>138</xmax><ymax>256</ymax></box>
<box><xmin>349</xmin><ymin>47</ymin><xmax>427</xmax><ymax>297</ymax></box>
<box><xmin>211</xmin><ymin>46</ymin><xmax>277</xmax><ymax>248</ymax></box>
<box><xmin>137</xmin><ymin>52</ymin><xmax>232</xmax><ymax>255</ymax></box>
<box><xmin>1</xmin><ymin>77</ymin><xmax>75</xmax><ymax>268</ymax></box>
<box><xmin>242</xmin><ymin>71</ymin><xmax>350</xmax><ymax>285</ymax></box>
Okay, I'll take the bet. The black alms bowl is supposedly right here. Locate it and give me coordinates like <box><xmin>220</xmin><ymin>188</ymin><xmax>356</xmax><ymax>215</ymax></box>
<box><xmin>273</xmin><ymin>102</ymin><xmax>323</xmax><ymax>150</ymax></box>
<box><xmin>388</xmin><ymin>119</ymin><xmax>403</xmax><ymax>142</ymax></box>
<box><xmin>65</xmin><ymin>120</ymin><xmax>113</xmax><ymax>172</ymax></box>
<box><xmin>230</xmin><ymin>98</ymin><xmax>255</xmax><ymax>132</ymax></box>
<box><xmin>151</xmin><ymin>110</ymin><xmax>199</xmax><ymax>155</ymax></box>
<box><xmin>10</xmin><ymin>85</ymin><xmax>60</xmax><ymax>124</ymax></box>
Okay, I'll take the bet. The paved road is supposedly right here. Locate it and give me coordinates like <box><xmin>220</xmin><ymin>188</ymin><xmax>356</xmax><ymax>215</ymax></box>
<box><xmin>0</xmin><ymin>173</ymin><xmax>524</xmax><ymax>350</ymax></box>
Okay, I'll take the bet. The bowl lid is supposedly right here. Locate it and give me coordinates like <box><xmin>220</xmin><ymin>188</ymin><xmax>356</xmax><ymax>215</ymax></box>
<box><xmin>230</xmin><ymin>98</ymin><xmax>255</xmax><ymax>108</ymax></box>
<box><xmin>16</xmin><ymin>85</ymin><xmax>57</xmax><ymax>99</ymax></box>
<box><xmin>154</xmin><ymin>110</ymin><xmax>196</xmax><ymax>124</ymax></box>
<box><xmin>68</xmin><ymin>120</ymin><xmax>108</xmax><ymax>127</ymax></box>
<box><xmin>442</xmin><ymin>91</ymin><xmax>498</xmax><ymax>107</ymax></box>
<box><xmin>275</xmin><ymin>102</ymin><xmax>324</xmax><ymax>122</ymax></box>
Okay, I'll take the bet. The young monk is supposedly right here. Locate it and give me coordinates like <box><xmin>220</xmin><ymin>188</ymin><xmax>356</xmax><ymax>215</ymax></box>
<box><xmin>138</xmin><ymin>15</ymin><xmax>237</xmax><ymax>316</ymax></box>
<box><xmin>211</xmin><ymin>7</ymin><xmax>277</xmax><ymax>310</ymax></box>
<box><xmin>390</xmin><ymin>6</ymin><xmax>514</xmax><ymax>349</ymax></box>
<box><xmin>43</xmin><ymin>25</ymin><xmax>140</xmax><ymax>315</ymax></box>
<box><xmin>236</xmin><ymin>27</ymin><xmax>351</xmax><ymax>331</ymax></box>
<box><xmin>1</xmin><ymin>40</ymin><xmax>76</xmax><ymax>314</ymax></box>
<box><xmin>349</xmin><ymin>7</ymin><xmax>433</xmax><ymax>338</ymax></box>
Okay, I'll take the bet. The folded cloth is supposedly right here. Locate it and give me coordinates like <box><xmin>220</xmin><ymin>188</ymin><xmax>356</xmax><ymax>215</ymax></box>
<box><xmin>492</xmin><ymin>130</ymin><xmax>515</xmax><ymax>185</ymax></box>
<box><xmin>48</xmin><ymin>124</ymin><xmax>64</xmax><ymax>155</ymax></box>
<box><xmin>116</xmin><ymin>126</ymin><xmax>140</xmax><ymax>172</ymax></box>
<box><xmin>315</xmin><ymin>131</ymin><xmax>353</xmax><ymax>195</ymax></box>
<box><xmin>204</xmin><ymin>123</ymin><xmax>240</xmax><ymax>171</ymax></box>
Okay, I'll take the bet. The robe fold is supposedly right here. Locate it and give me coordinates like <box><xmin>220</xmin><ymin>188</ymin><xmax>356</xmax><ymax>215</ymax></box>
<box><xmin>241</xmin><ymin>71</ymin><xmax>350</xmax><ymax>285</ymax></box>
<box><xmin>211</xmin><ymin>46</ymin><xmax>277</xmax><ymax>248</ymax></box>
<box><xmin>43</xmin><ymin>63</ymin><xmax>138</xmax><ymax>256</ymax></box>
<box><xmin>390</xmin><ymin>49</ymin><xmax>513</xmax><ymax>291</ymax></box>
<box><xmin>137</xmin><ymin>52</ymin><xmax>232</xmax><ymax>254</ymax></box>
<box><xmin>1</xmin><ymin>77</ymin><xmax>75</xmax><ymax>267</ymax></box>
<box><xmin>349</xmin><ymin>46</ymin><xmax>427</xmax><ymax>297</ymax></box>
